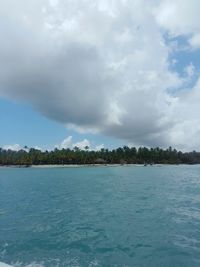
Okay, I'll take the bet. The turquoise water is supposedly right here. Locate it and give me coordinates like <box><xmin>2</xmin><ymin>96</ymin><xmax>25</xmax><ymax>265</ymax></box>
<box><xmin>0</xmin><ymin>165</ymin><xmax>200</xmax><ymax>267</ymax></box>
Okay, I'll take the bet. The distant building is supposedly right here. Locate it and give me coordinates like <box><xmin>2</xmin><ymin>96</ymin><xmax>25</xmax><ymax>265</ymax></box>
<box><xmin>120</xmin><ymin>159</ymin><xmax>127</xmax><ymax>165</ymax></box>
<box><xmin>94</xmin><ymin>158</ymin><xmax>107</xmax><ymax>164</ymax></box>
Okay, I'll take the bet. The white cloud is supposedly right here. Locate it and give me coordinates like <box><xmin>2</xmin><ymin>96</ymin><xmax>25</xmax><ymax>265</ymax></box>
<box><xmin>3</xmin><ymin>144</ymin><xmax>22</xmax><ymax>151</ymax></box>
<box><xmin>58</xmin><ymin>136</ymin><xmax>73</xmax><ymax>149</ymax></box>
<box><xmin>34</xmin><ymin>146</ymin><xmax>43</xmax><ymax>151</ymax></box>
<box><xmin>155</xmin><ymin>0</ymin><xmax>200</xmax><ymax>49</ymax></box>
<box><xmin>1</xmin><ymin>1</ymin><xmax>200</xmax><ymax>150</ymax></box>
<box><xmin>2</xmin><ymin>138</ymin><xmax>103</xmax><ymax>152</ymax></box>
<box><xmin>56</xmin><ymin>136</ymin><xmax>90</xmax><ymax>150</ymax></box>
<box><xmin>2</xmin><ymin>144</ymin><xmax>42</xmax><ymax>152</ymax></box>
<box><xmin>95</xmin><ymin>144</ymin><xmax>104</xmax><ymax>151</ymax></box>
<box><xmin>73</xmin><ymin>139</ymin><xmax>90</xmax><ymax>150</ymax></box>
<box><xmin>56</xmin><ymin>136</ymin><xmax>105</xmax><ymax>150</ymax></box>
<box><xmin>189</xmin><ymin>34</ymin><xmax>200</xmax><ymax>49</ymax></box>
<box><xmin>184</xmin><ymin>63</ymin><xmax>195</xmax><ymax>78</ymax></box>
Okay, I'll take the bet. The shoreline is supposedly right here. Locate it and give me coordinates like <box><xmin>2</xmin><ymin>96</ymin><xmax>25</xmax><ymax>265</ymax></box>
<box><xmin>0</xmin><ymin>163</ymin><xmax>198</xmax><ymax>169</ymax></box>
<box><xmin>0</xmin><ymin>164</ymin><xmax>131</xmax><ymax>169</ymax></box>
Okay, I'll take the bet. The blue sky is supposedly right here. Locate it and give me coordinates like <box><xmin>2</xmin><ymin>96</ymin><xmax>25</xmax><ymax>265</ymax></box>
<box><xmin>1</xmin><ymin>0</ymin><xmax>200</xmax><ymax>151</ymax></box>
<box><xmin>0</xmin><ymin>98</ymin><xmax>66</xmax><ymax>149</ymax></box>
<box><xmin>0</xmin><ymin>98</ymin><xmax>123</xmax><ymax>150</ymax></box>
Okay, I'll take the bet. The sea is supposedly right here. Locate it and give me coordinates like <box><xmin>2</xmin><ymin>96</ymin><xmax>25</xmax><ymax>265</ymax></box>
<box><xmin>0</xmin><ymin>165</ymin><xmax>200</xmax><ymax>267</ymax></box>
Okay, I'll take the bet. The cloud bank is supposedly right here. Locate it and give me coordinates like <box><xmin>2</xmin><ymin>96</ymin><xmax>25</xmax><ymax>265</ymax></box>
<box><xmin>56</xmin><ymin>136</ymin><xmax>104</xmax><ymax>151</ymax></box>
<box><xmin>2</xmin><ymin>144</ymin><xmax>22</xmax><ymax>152</ymax></box>
<box><xmin>3</xmin><ymin>136</ymin><xmax>104</xmax><ymax>151</ymax></box>
<box><xmin>0</xmin><ymin>0</ymin><xmax>200</xmax><ymax>150</ymax></box>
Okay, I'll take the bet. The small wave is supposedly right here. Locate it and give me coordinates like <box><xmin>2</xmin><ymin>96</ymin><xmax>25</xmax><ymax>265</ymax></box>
<box><xmin>0</xmin><ymin>263</ymin><xmax>13</xmax><ymax>267</ymax></box>
<box><xmin>0</xmin><ymin>260</ymin><xmax>131</xmax><ymax>267</ymax></box>
<box><xmin>0</xmin><ymin>262</ymin><xmax>45</xmax><ymax>267</ymax></box>
<box><xmin>12</xmin><ymin>262</ymin><xmax>45</xmax><ymax>267</ymax></box>
<box><xmin>0</xmin><ymin>259</ymin><xmax>100</xmax><ymax>267</ymax></box>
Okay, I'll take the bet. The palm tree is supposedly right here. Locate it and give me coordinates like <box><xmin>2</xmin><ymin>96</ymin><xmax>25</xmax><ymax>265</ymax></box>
<box><xmin>84</xmin><ymin>146</ymin><xmax>89</xmax><ymax>164</ymax></box>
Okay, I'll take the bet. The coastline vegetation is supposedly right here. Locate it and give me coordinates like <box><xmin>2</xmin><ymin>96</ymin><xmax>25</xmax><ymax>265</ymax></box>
<box><xmin>0</xmin><ymin>146</ymin><xmax>200</xmax><ymax>166</ymax></box>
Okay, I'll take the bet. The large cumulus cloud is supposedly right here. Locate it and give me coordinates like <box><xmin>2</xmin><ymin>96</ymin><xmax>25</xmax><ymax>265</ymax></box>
<box><xmin>0</xmin><ymin>0</ymin><xmax>200</xmax><ymax>149</ymax></box>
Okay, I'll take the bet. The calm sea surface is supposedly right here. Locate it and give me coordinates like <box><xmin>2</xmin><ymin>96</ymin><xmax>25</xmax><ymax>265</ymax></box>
<box><xmin>0</xmin><ymin>165</ymin><xmax>200</xmax><ymax>267</ymax></box>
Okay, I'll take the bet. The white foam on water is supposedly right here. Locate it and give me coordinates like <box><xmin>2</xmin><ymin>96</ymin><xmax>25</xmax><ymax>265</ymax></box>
<box><xmin>23</xmin><ymin>264</ymin><xmax>44</xmax><ymax>267</ymax></box>
<box><xmin>0</xmin><ymin>243</ymin><xmax>8</xmax><ymax>259</ymax></box>
<box><xmin>0</xmin><ymin>263</ymin><xmax>45</xmax><ymax>267</ymax></box>
<box><xmin>0</xmin><ymin>263</ymin><xmax>13</xmax><ymax>267</ymax></box>
<box><xmin>12</xmin><ymin>263</ymin><xmax>44</xmax><ymax>267</ymax></box>
<box><xmin>0</xmin><ymin>259</ymin><xmax>101</xmax><ymax>267</ymax></box>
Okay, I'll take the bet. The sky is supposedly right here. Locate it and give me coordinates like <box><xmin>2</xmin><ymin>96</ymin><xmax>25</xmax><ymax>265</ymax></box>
<box><xmin>1</xmin><ymin>0</ymin><xmax>200</xmax><ymax>151</ymax></box>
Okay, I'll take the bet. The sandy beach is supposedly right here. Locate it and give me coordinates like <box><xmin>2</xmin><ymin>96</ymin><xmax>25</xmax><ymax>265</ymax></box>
<box><xmin>0</xmin><ymin>164</ymin><xmax>165</xmax><ymax>169</ymax></box>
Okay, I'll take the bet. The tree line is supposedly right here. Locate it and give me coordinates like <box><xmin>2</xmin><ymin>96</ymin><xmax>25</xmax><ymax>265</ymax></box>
<box><xmin>0</xmin><ymin>146</ymin><xmax>200</xmax><ymax>166</ymax></box>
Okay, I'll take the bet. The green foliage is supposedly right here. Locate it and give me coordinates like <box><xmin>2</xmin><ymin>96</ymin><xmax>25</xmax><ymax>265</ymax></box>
<box><xmin>0</xmin><ymin>146</ymin><xmax>199</xmax><ymax>166</ymax></box>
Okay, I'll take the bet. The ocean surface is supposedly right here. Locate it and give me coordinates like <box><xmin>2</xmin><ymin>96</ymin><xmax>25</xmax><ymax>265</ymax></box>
<box><xmin>0</xmin><ymin>165</ymin><xmax>200</xmax><ymax>267</ymax></box>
